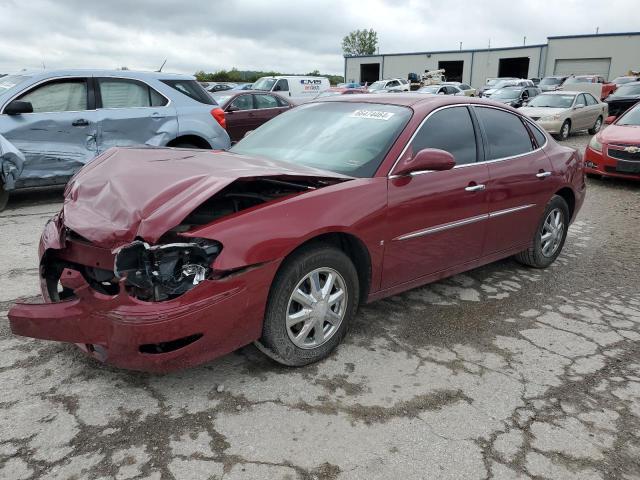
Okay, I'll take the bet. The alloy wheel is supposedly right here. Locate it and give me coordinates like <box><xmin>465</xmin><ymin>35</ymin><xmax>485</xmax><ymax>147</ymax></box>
<box><xmin>540</xmin><ymin>208</ymin><xmax>565</xmax><ymax>257</ymax></box>
<box><xmin>594</xmin><ymin>117</ymin><xmax>602</xmax><ymax>132</ymax></box>
<box><xmin>286</xmin><ymin>268</ymin><xmax>347</xmax><ymax>349</ymax></box>
<box><xmin>561</xmin><ymin>122</ymin><xmax>570</xmax><ymax>140</ymax></box>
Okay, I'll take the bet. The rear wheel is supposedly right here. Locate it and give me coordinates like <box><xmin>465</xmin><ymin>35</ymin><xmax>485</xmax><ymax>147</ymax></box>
<box><xmin>588</xmin><ymin>116</ymin><xmax>603</xmax><ymax>135</ymax></box>
<box><xmin>258</xmin><ymin>244</ymin><xmax>359</xmax><ymax>366</ymax></box>
<box><xmin>515</xmin><ymin>195</ymin><xmax>570</xmax><ymax>268</ymax></box>
<box><xmin>0</xmin><ymin>183</ymin><xmax>8</xmax><ymax>212</ymax></box>
<box><xmin>556</xmin><ymin>120</ymin><xmax>571</xmax><ymax>141</ymax></box>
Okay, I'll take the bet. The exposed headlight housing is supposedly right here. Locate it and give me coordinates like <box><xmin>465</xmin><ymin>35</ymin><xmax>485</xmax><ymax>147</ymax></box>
<box><xmin>589</xmin><ymin>136</ymin><xmax>603</xmax><ymax>152</ymax></box>
<box><xmin>114</xmin><ymin>239</ymin><xmax>221</xmax><ymax>301</ymax></box>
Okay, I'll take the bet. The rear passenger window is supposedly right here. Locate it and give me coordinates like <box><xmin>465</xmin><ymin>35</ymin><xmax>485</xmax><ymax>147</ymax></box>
<box><xmin>275</xmin><ymin>96</ymin><xmax>290</xmax><ymax>107</ymax></box>
<box><xmin>585</xmin><ymin>94</ymin><xmax>598</xmax><ymax>106</ymax></box>
<box><xmin>475</xmin><ymin>107</ymin><xmax>533</xmax><ymax>160</ymax></box>
<box><xmin>161</xmin><ymin>80</ymin><xmax>215</xmax><ymax>105</ymax></box>
<box><xmin>410</xmin><ymin>106</ymin><xmax>477</xmax><ymax>165</ymax></box>
<box><xmin>98</xmin><ymin>79</ymin><xmax>168</xmax><ymax>108</ymax></box>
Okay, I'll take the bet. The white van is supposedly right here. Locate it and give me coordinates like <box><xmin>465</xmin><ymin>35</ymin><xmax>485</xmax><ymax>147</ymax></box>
<box><xmin>252</xmin><ymin>76</ymin><xmax>330</xmax><ymax>102</ymax></box>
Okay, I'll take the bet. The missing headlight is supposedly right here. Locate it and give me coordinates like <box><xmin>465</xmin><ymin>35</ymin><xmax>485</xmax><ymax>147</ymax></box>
<box><xmin>114</xmin><ymin>239</ymin><xmax>221</xmax><ymax>301</ymax></box>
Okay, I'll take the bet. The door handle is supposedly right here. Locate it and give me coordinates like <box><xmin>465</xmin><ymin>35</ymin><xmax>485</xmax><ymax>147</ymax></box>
<box><xmin>536</xmin><ymin>171</ymin><xmax>552</xmax><ymax>178</ymax></box>
<box><xmin>465</xmin><ymin>184</ymin><xmax>485</xmax><ymax>192</ymax></box>
<box><xmin>151</xmin><ymin>112</ymin><xmax>167</xmax><ymax>119</ymax></box>
<box><xmin>72</xmin><ymin>119</ymin><xmax>89</xmax><ymax>127</ymax></box>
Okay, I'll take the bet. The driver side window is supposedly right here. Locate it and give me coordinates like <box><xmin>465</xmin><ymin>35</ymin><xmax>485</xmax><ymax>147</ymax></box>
<box><xmin>274</xmin><ymin>79</ymin><xmax>289</xmax><ymax>92</ymax></box>
<box><xmin>18</xmin><ymin>79</ymin><xmax>88</xmax><ymax>113</ymax></box>
<box><xmin>410</xmin><ymin>107</ymin><xmax>477</xmax><ymax>165</ymax></box>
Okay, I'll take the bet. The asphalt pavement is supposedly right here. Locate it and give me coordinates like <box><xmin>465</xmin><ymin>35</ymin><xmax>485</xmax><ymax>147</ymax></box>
<box><xmin>1</xmin><ymin>132</ymin><xmax>639</xmax><ymax>480</ymax></box>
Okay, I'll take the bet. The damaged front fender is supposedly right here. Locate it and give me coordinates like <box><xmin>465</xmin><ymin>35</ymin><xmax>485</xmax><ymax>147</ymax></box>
<box><xmin>0</xmin><ymin>133</ymin><xmax>25</xmax><ymax>190</ymax></box>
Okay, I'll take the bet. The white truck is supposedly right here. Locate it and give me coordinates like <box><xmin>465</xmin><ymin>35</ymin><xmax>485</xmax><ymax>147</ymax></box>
<box><xmin>252</xmin><ymin>76</ymin><xmax>330</xmax><ymax>103</ymax></box>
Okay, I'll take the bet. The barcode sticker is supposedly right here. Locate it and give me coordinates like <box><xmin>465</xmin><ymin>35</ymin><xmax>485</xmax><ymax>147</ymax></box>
<box><xmin>349</xmin><ymin>110</ymin><xmax>395</xmax><ymax>120</ymax></box>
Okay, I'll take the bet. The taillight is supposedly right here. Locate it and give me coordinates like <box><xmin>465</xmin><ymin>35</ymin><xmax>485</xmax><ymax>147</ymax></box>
<box><xmin>211</xmin><ymin>108</ymin><xmax>226</xmax><ymax>130</ymax></box>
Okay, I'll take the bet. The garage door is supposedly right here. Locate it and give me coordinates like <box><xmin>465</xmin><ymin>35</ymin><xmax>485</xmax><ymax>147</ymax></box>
<box><xmin>553</xmin><ymin>58</ymin><xmax>611</xmax><ymax>79</ymax></box>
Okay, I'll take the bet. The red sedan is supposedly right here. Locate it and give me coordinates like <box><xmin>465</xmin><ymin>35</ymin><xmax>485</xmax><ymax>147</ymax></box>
<box><xmin>211</xmin><ymin>90</ymin><xmax>292</xmax><ymax>142</ymax></box>
<box><xmin>585</xmin><ymin>103</ymin><xmax>640</xmax><ymax>180</ymax></box>
<box><xmin>9</xmin><ymin>95</ymin><xmax>586</xmax><ymax>372</ymax></box>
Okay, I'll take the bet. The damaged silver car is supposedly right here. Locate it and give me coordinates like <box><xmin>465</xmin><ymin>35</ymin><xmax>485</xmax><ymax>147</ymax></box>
<box><xmin>0</xmin><ymin>70</ymin><xmax>231</xmax><ymax>210</ymax></box>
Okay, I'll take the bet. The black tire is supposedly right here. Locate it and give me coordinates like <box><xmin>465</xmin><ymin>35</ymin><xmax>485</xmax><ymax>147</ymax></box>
<box><xmin>258</xmin><ymin>244</ymin><xmax>359</xmax><ymax>366</ymax></box>
<box><xmin>515</xmin><ymin>195</ymin><xmax>570</xmax><ymax>269</ymax></box>
<box><xmin>588</xmin><ymin>116</ymin><xmax>603</xmax><ymax>135</ymax></box>
<box><xmin>555</xmin><ymin>120</ymin><xmax>571</xmax><ymax>141</ymax></box>
<box><xmin>0</xmin><ymin>183</ymin><xmax>8</xmax><ymax>212</ymax></box>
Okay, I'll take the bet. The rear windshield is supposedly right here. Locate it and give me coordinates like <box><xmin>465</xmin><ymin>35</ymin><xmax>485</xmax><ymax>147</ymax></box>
<box><xmin>0</xmin><ymin>75</ymin><xmax>30</xmax><ymax>93</ymax></box>
<box><xmin>161</xmin><ymin>80</ymin><xmax>215</xmax><ymax>105</ymax></box>
<box><xmin>230</xmin><ymin>102</ymin><xmax>412</xmax><ymax>177</ymax></box>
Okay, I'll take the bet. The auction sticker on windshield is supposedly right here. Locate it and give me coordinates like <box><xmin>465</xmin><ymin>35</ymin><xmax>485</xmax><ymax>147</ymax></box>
<box><xmin>350</xmin><ymin>110</ymin><xmax>395</xmax><ymax>120</ymax></box>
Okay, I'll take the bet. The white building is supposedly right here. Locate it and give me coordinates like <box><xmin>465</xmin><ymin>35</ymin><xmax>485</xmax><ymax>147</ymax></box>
<box><xmin>344</xmin><ymin>32</ymin><xmax>640</xmax><ymax>87</ymax></box>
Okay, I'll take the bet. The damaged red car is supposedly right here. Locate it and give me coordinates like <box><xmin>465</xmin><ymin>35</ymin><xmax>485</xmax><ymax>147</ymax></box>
<box><xmin>9</xmin><ymin>95</ymin><xmax>586</xmax><ymax>372</ymax></box>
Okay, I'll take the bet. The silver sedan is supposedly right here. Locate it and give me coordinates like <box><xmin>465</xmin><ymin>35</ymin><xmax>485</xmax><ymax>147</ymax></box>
<box><xmin>519</xmin><ymin>91</ymin><xmax>607</xmax><ymax>140</ymax></box>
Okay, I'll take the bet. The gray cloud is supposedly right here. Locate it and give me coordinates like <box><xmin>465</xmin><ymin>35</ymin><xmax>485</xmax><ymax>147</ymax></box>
<box><xmin>0</xmin><ymin>0</ymin><xmax>638</xmax><ymax>75</ymax></box>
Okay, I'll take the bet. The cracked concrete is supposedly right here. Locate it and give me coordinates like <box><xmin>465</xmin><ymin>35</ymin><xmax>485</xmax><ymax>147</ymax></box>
<box><xmin>1</xmin><ymin>134</ymin><xmax>640</xmax><ymax>479</ymax></box>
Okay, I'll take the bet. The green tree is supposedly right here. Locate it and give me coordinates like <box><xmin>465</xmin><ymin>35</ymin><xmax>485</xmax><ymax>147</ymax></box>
<box><xmin>342</xmin><ymin>29</ymin><xmax>378</xmax><ymax>56</ymax></box>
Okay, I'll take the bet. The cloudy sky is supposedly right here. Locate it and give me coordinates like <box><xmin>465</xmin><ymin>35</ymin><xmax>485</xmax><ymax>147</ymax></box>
<box><xmin>0</xmin><ymin>0</ymin><xmax>638</xmax><ymax>76</ymax></box>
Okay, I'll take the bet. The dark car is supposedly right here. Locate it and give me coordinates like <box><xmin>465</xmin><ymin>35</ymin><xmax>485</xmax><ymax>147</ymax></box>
<box><xmin>210</xmin><ymin>90</ymin><xmax>293</xmax><ymax>142</ymax></box>
<box><xmin>604</xmin><ymin>82</ymin><xmax>640</xmax><ymax>121</ymax></box>
<box><xmin>207</xmin><ymin>83</ymin><xmax>235</xmax><ymax>92</ymax></box>
<box><xmin>9</xmin><ymin>94</ymin><xmax>585</xmax><ymax>372</ymax></box>
<box><xmin>611</xmin><ymin>76</ymin><xmax>640</xmax><ymax>86</ymax></box>
<box><xmin>490</xmin><ymin>86</ymin><xmax>541</xmax><ymax>108</ymax></box>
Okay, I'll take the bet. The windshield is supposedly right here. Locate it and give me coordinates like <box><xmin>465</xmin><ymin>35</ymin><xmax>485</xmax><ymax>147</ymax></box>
<box><xmin>417</xmin><ymin>86</ymin><xmax>440</xmax><ymax>93</ymax></box>
<box><xmin>527</xmin><ymin>94</ymin><xmax>575</xmax><ymax>108</ymax></box>
<box><xmin>368</xmin><ymin>81</ymin><xmax>386</xmax><ymax>90</ymax></box>
<box><xmin>564</xmin><ymin>77</ymin><xmax>591</xmax><ymax>84</ymax></box>
<box><xmin>494</xmin><ymin>80</ymin><xmax>517</xmax><ymax>89</ymax></box>
<box><xmin>252</xmin><ymin>77</ymin><xmax>277</xmax><ymax>91</ymax></box>
<box><xmin>210</xmin><ymin>93</ymin><xmax>233</xmax><ymax>105</ymax></box>
<box><xmin>540</xmin><ymin>77</ymin><xmax>561</xmax><ymax>86</ymax></box>
<box><xmin>492</xmin><ymin>88</ymin><xmax>521</xmax><ymax>99</ymax></box>
<box><xmin>612</xmin><ymin>77</ymin><xmax>638</xmax><ymax>85</ymax></box>
<box><xmin>230</xmin><ymin>102</ymin><xmax>412</xmax><ymax>177</ymax></box>
<box><xmin>617</xmin><ymin>104</ymin><xmax>640</xmax><ymax>126</ymax></box>
<box><xmin>0</xmin><ymin>74</ymin><xmax>29</xmax><ymax>93</ymax></box>
<box><xmin>611</xmin><ymin>84</ymin><xmax>640</xmax><ymax>97</ymax></box>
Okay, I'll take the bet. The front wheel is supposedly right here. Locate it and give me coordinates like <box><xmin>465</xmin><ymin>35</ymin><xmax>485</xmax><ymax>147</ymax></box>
<box><xmin>555</xmin><ymin>121</ymin><xmax>571</xmax><ymax>141</ymax></box>
<box><xmin>514</xmin><ymin>195</ymin><xmax>570</xmax><ymax>268</ymax></box>
<box><xmin>258</xmin><ymin>245</ymin><xmax>359</xmax><ymax>366</ymax></box>
<box><xmin>0</xmin><ymin>183</ymin><xmax>8</xmax><ymax>212</ymax></box>
<box><xmin>588</xmin><ymin>116</ymin><xmax>603</xmax><ymax>135</ymax></box>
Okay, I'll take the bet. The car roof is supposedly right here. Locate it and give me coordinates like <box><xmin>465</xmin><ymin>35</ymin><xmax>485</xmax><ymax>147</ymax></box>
<box><xmin>314</xmin><ymin>93</ymin><xmax>515</xmax><ymax>110</ymax></box>
<box><xmin>12</xmin><ymin>69</ymin><xmax>195</xmax><ymax>81</ymax></box>
<box><xmin>540</xmin><ymin>91</ymin><xmax>580</xmax><ymax>95</ymax></box>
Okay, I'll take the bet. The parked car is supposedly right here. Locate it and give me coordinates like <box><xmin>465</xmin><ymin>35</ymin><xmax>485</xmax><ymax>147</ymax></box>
<box><xmin>490</xmin><ymin>86</ymin><xmax>541</xmax><ymax>108</ymax></box>
<box><xmin>561</xmin><ymin>75</ymin><xmax>616</xmax><ymax>100</ymax></box>
<box><xmin>0</xmin><ymin>69</ymin><xmax>231</xmax><ymax>211</ymax></box>
<box><xmin>367</xmin><ymin>78</ymin><xmax>410</xmax><ymax>93</ymax></box>
<box><xmin>530</xmin><ymin>78</ymin><xmax>541</xmax><ymax>86</ymax></box>
<box><xmin>520</xmin><ymin>91</ymin><xmax>606</xmax><ymax>140</ymax></box>
<box><xmin>207</xmin><ymin>83</ymin><xmax>235</xmax><ymax>92</ymax></box>
<box><xmin>585</xmin><ymin>103</ymin><xmax>640</xmax><ymax>181</ymax></box>
<box><xmin>481</xmin><ymin>79</ymin><xmax>534</xmax><ymax>98</ymax></box>
<box><xmin>252</xmin><ymin>75</ymin><xmax>330</xmax><ymax>102</ymax></box>
<box><xmin>604</xmin><ymin>82</ymin><xmax>640</xmax><ymax>121</ymax></box>
<box><xmin>442</xmin><ymin>82</ymin><xmax>477</xmax><ymax>96</ymax></box>
<box><xmin>611</xmin><ymin>76</ymin><xmax>640</xmax><ymax>86</ymax></box>
<box><xmin>478</xmin><ymin>77</ymin><xmax>518</xmax><ymax>96</ymax></box>
<box><xmin>314</xmin><ymin>87</ymin><xmax>368</xmax><ymax>98</ymax></box>
<box><xmin>417</xmin><ymin>84</ymin><xmax>464</xmax><ymax>95</ymax></box>
<box><xmin>231</xmin><ymin>83</ymin><xmax>254</xmax><ymax>91</ymax></box>
<box><xmin>539</xmin><ymin>76</ymin><xmax>568</xmax><ymax>92</ymax></box>
<box><xmin>8</xmin><ymin>94</ymin><xmax>585</xmax><ymax>372</ymax></box>
<box><xmin>210</xmin><ymin>91</ymin><xmax>292</xmax><ymax>142</ymax></box>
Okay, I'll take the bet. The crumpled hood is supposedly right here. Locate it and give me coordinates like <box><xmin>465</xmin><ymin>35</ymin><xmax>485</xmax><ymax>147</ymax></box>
<box><xmin>62</xmin><ymin>147</ymin><xmax>350</xmax><ymax>249</ymax></box>
<box><xmin>519</xmin><ymin>107</ymin><xmax>567</xmax><ymax>118</ymax></box>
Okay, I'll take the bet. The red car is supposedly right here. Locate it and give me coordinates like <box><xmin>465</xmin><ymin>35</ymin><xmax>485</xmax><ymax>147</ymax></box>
<box><xmin>211</xmin><ymin>90</ymin><xmax>292</xmax><ymax>142</ymax></box>
<box><xmin>585</xmin><ymin>102</ymin><xmax>640</xmax><ymax>180</ymax></box>
<box><xmin>9</xmin><ymin>95</ymin><xmax>586</xmax><ymax>372</ymax></box>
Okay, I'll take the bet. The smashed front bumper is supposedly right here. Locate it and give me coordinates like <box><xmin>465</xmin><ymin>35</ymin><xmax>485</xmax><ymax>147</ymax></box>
<box><xmin>8</xmin><ymin>221</ymin><xmax>277</xmax><ymax>372</ymax></box>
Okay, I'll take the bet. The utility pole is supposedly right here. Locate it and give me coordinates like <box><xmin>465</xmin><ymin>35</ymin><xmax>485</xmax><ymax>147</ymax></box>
<box><xmin>596</xmin><ymin>26</ymin><xmax>599</xmax><ymax>34</ymax></box>
<box><xmin>459</xmin><ymin>41</ymin><xmax>462</xmax><ymax>51</ymax></box>
<box><xmin>523</xmin><ymin>36</ymin><xmax>526</xmax><ymax>46</ymax></box>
